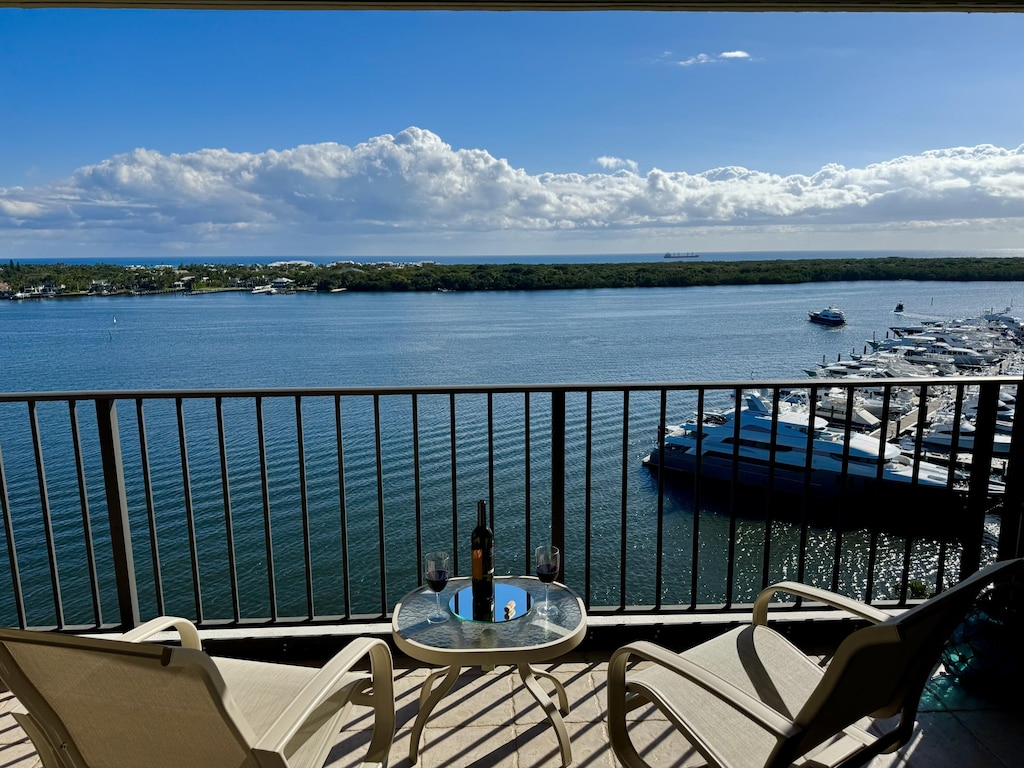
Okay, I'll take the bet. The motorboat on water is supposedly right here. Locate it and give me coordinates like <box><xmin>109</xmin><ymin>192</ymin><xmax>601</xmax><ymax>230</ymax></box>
<box><xmin>808</xmin><ymin>306</ymin><xmax>846</xmax><ymax>326</ymax></box>
<box><xmin>251</xmin><ymin>284</ymin><xmax>277</xmax><ymax>295</ymax></box>
<box><xmin>642</xmin><ymin>392</ymin><xmax>969</xmax><ymax>499</ymax></box>
<box><xmin>912</xmin><ymin>415</ymin><xmax>1014</xmax><ymax>456</ymax></box>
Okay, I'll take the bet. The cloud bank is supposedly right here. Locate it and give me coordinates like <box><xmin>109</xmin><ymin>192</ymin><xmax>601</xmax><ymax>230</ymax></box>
<box><xmin>2</xmin><ymin>127</ymin><xmax>1023</xmax><ymax>256</ymax></box>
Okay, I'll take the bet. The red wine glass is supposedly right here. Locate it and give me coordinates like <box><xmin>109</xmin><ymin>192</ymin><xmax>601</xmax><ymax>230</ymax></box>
<box><xmin>425</xmin><ymin>551</ymin><xmax>450</xmax><ymax>623</ymax></box>
<box><xmin>535</xmin><ymin>545</ymin><xmax>560</xmax><ymax>617</ymax></box>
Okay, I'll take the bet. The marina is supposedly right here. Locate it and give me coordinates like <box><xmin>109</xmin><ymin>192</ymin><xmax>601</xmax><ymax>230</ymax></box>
<box><xmin>643</xmin><ymin>305</ymin><xmax>1023</xmax><ymax>529</ymax></box>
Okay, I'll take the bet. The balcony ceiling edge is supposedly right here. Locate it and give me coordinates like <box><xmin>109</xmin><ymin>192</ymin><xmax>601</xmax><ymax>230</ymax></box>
<box><xmin>2</xmin><ymin>1</ymin><xmax>1023</xmax><ymax>12</ymax></box>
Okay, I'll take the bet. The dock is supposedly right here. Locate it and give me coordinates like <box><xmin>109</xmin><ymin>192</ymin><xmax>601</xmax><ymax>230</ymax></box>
<box><xmin>868</xmin><ymin>396</ymin><xmax>947</xmax><ymax>440</ymax></box>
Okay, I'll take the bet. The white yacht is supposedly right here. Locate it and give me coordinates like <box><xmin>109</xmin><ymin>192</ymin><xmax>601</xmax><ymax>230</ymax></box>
<box><xmin>642</xmin><ymin>392</ymin><xmax>967</xmax><ymax>499</ymax></box>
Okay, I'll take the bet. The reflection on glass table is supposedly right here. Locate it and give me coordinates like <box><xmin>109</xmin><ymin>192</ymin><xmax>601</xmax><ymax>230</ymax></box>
<box><xmin>448</xmin><ymin>583</ymin><xmax>532</xmax><ymax>621</ymax></box>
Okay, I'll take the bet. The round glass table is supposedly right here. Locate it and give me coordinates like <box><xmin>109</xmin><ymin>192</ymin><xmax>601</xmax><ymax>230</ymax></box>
<box><xmin>392</xmin><ymin>575</ymin><xmax>586</xmax><ymax>766</ymax></box>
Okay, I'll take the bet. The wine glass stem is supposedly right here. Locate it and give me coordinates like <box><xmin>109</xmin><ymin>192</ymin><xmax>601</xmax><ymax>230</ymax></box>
<box><xmin>544</xmin><ymin>582</ymin><xmax>549</xmax><ymax>608</ymax></box>
<box><xmin>435</xmin><ymin>592</ymin><xmax>442</xmax><ymax>615</ymax></box>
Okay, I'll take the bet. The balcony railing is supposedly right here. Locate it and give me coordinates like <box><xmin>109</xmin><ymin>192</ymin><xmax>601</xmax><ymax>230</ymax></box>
<box><xmin>0</xmin><ymin>374</ymin><xmax>1020</xmax><ymax>633</ymax></box>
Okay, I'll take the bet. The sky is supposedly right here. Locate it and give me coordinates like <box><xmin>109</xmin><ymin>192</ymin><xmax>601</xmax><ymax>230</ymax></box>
<box><xmin>1</xmin><ymin>8</ymin><xmax>1023</xmax><ymax>260</ymax></box>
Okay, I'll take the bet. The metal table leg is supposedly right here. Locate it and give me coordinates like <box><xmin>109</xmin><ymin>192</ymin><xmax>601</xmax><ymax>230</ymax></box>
<box><xmin>518</xmin><ymin>662</ymin><xmax>572</xmax><ymax>766</ymax></box>
<box><xmin>410</xmin><ymin>664</ymin><xmax>462</xmax><ymax>763</ymax></box>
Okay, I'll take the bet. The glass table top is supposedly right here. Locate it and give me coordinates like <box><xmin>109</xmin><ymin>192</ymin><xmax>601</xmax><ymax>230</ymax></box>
<box><xmin>393</xmin><ymin>576</ymin><xmax>585</xmax><ymax>656</ymax></box>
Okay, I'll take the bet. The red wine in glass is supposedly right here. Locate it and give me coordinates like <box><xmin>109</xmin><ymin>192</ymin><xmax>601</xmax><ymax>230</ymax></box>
<box><xmin>425</xmin><ymin>551</ymin><xmax>450</xmax><ymax>623</ymax></box>
<box><xmin>535</xmin><ymin>545</ymin><xmax>560</xmax><ymax>617</ymax></box>
<box><xmin>536</xmin><ymin>564</ymin><xmax>557</xmax><ymax>584</ymax></box>
<box><xmin>426</xmin><ymin>569</ymin><xmax>449</xmax><ymax>592</ymax></box>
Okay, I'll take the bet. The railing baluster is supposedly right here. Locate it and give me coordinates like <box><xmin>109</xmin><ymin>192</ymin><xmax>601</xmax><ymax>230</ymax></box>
<box><xmin>962</xmin><ymin>381</ymin><xmax>1000</xmax><ymax>577</ymax></box>
<box><xmin>584</xmin><ymin>390</ymin><xmax>593</xmax><ymax>608</ymax></box>
<box><xmin>333</xmin><ymin>395</ymin><xmax>349</xmax><ymax>619</ymax></box>
<box><xmin>690</xmin><ymin>389</ymin><xmax>705</xmax><ymax>609</ymax></box>
<box><xmin>449</xmin><ymin>393</ymin><xmax>459</xmax><ymax>575</ymax></box>
<box><xmin>998</xmin><ymin>382</ymin><xmax>1024</xmax><ymax>563</ymax></box>
<box><xmin>552</xmin><ymin>389</ymin><xmax>566</xmax><ymax>573</ymax></box>
<box><xmin>524</xmin><ymin>392</ymin><xmax>532</xmax><ymax>577</ymax></box>
<box><xmin>762</xmin><ymin>387</ymin><xmax>781</xmax><ymax>591</ymax></box>
<box><xmin>136</xmin><ymin>398</ymin><xmax>165</xmax><ymax>616</ymax></box>
<box><xmin>654</xmin><ymin>389</ymin><xmax>665</xmax><ymax>611</ymax></box>
<box><xmin>255</xmin><ymin>397</ymin><xmax>278</xmax><ymax>622</ymax></box>
<box><xmin>617</xmin><ymin>390</ymin><xmax>628</xmax><ymax>610</ymax></box>
<box><xmin>215</xmin><ymin>397</ymin><xmax>240</xmax><ymax>623</ymax></box>
<box><xmin>29</xmin><ymin>401</ymin><xmax>64</xmax><ymax>628</ymax></box>
<box><xmin>295</xmin><ymin>395</ymin><xmax>314</xmax><ymax>619</ymax></box>
<box><xmin>68</xmin><ymin>400</ymin><xmax>102</xmax><ymax>627</ymax></box>
<box><xmin>175</xmin><ymin>397</ymin><xmax>202</xmax><ymax>623</ymax></box>
<box><xmin>0</xmin><ymin>432</ymin><xmax>28</xmax><ymax>628</ymax></box>
<box><xmin>372</xmin><ymin>394</ymin><xmax>385</xmax><ymax>616</ymax></box>
<box><xmin>412</xmin><ymin>394</ymin><xmax>423</xmax><ymax>587</ymax></box>
<box><xmin>725</xmin><ymin>387</ymin><xmax>742</xmax><ymax>608</ymax></box>
<box><xmin>95</xmin><ymin>397</ymin><xmax>139</xmax><ymax>630</ymax></box>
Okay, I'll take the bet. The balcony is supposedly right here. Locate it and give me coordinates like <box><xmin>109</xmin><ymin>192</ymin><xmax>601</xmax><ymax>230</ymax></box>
<box><xmin>1</xmin><ymin>375</ymin><xmax>1022</xmax><ymax>766</ymax></box>
<box><xmin>1</xmin><ymin>642</ymin><xmax>1021</xmax><ymax>767</ymax></box>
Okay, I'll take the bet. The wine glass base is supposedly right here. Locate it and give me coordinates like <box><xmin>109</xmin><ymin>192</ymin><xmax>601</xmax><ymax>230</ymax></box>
<box><xmin>536</xmin><ymin>602</ymin><xmax>558</xmax><ymax>617</ymax></box>
<box><xmin>427</xmin><ymin>613</ymin><xmax>449</xmax><ymax>624</ymax></box>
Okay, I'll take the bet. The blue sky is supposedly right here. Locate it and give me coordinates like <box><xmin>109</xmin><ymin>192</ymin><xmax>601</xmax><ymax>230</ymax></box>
<box><xmin>2</xmin><ymin>8</ymin><xmax>1023</xmax><ymax>259</ymax></box>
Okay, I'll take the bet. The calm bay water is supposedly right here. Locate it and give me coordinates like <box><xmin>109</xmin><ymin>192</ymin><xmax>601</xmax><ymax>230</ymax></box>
<box><xmin>1</xmin><ymin>272</ymin><xmax>1021</xmax><ymax>626</ymax></box>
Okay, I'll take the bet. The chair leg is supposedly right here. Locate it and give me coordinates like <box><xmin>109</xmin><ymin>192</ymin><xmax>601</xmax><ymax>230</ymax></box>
<box><xmin>607</xmin><ymin>650</ymin><xmax>655</xmax><ymax>768</ymax></box>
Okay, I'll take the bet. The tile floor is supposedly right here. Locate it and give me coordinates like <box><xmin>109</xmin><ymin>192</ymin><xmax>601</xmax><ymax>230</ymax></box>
<box><xmin>1</xmin><ymin>657</ymin><xmax>1020</xmax><ymax>768</ymax></box>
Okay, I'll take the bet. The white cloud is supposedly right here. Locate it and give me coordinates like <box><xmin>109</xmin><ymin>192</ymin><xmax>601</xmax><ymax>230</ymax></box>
<box><xmin>596</xmin><ymin>156</ymin><xmax>639</xmax><ymax>173</ymax></box>
<box><xmin>674</xmin><ymin>50</ymin><xmax>753</xmax><ymax>66</ymax></box>
<box><xmin>2</xmin><ymin>129</ymin><xmax>1023</xmax><ymax>256</ymax></box>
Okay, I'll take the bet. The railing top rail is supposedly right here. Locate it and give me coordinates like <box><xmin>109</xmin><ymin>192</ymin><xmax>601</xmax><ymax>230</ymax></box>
<box><xmin>2</xmin><ymin>372</ymin><xmax>1021</xmax><ymax>402</ymax></box>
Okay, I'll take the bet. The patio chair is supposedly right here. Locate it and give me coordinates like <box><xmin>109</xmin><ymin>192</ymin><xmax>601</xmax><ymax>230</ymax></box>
<box><xmin>0</xmin><ymin>616</ymin><xmax>395</xmax><ymax>768</ymax></box>
<box><xmin>607</xmin><ymin>558</ymin><xmax>1022</xmax><ymax>768</ymax></box>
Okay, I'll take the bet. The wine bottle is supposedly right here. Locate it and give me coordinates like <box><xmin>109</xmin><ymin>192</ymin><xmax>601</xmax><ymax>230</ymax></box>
<box><xmin>471</xmin><ymin>499</ymin><xmax>494</xmax><ymax>621</ymax></box>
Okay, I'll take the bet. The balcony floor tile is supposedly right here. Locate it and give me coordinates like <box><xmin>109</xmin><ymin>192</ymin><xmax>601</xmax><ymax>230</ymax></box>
<box><xmin>3</xmin><ymin>659</ymin><xmax>1021</xmax><ymax>768</ymax></box>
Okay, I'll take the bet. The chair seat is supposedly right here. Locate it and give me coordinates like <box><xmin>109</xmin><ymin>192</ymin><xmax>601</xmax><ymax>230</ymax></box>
<box><xmin>629</xmin><ymin>625</ymin><xmax>882</xmax><ymax>768</ymax></box>
<box><xmin>213</xmin><ymin>656</ymin><xmax>371</xmax><ymax>768</ymax></box>
<box><xmin>630</xmin><ymin>625</ymin><xmax>825</xmax><ymax>768</ymax></box>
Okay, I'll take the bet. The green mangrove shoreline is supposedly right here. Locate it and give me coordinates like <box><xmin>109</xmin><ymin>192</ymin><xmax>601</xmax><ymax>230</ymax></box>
<box><xmin>3</xmin><ymin>257</ymin><xmax>1024</xmax><ymax>298</ymax></box>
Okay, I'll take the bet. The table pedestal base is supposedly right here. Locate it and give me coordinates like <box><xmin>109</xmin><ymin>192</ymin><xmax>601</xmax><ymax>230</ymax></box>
<box><xmin>408</xmin><ymin>663</ymin><xmax>573</xmax><ymax>766</ymax></box>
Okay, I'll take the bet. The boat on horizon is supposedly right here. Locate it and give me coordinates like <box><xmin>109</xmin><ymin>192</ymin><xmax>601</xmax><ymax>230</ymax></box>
<box><xmin>808</xmin><ymin>306</ymin><xmax>846</xmax><ymax>326</ymax></box>
<box><xmin>664</xmin><ymin>252</ymin><xmax>699</xmax><ymax>259</ymax></box>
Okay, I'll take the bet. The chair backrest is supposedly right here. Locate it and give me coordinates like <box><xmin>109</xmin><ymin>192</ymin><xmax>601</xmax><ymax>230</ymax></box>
<box><xmin>790</xmin><ymin>558</ymin><xmax>1022</xmax><ymax>760</ymax></box>
<box><xmin>0</xmin><ymin>629</ymin><xmax>259</xmax><ymax>768</ymax></box>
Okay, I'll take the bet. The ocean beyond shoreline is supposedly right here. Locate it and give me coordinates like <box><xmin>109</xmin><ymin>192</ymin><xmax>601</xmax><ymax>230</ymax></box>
<box><xmin>9</xmin><ymin>248</ymin><xmax>1024</xmax><ymax>268</ymax></box>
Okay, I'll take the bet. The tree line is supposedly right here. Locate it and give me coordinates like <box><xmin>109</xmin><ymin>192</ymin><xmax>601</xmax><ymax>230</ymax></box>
<box><xmin>3</xmin><ymin>256</ymin><xmax>1024</xmax><ymax>296</ymax></box>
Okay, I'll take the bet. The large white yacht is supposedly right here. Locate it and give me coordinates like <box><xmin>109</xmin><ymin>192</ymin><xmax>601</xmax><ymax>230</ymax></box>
<box><xmin>642</xmin><ymin>392</ymin><xmax>967</xmax><ymax>499</ymax></box>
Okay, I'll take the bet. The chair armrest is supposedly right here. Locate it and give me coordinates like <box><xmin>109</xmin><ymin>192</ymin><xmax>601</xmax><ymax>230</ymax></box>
<box><xmin>253</xmin><ymin>637</ymin><xmax>395</xmax><ymax>766</ymax></box>
<box><xmin>608</xmin><ymin>640</ymin><xmax>797</xmax><ymax>737</ymax></box>
<box><xmin>117</xmin><ymin>616</ymin><xmax>203</xmax><ymax>649</ymax></box>
<box><xmin>752</xmin><ymin>582</ymin><xmax>891</xmax><ymax>626</ymax></box>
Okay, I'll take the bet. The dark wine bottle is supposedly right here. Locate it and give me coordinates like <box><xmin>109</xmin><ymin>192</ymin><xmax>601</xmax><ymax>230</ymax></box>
<box><xmin>471</xmin><ymin>499</ymin><xmax>494</xmax><ymax>621</ymax></box>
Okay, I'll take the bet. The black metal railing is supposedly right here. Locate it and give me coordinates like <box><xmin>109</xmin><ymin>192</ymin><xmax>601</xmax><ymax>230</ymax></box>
<box><xmin>0</xmin><ymin>374</ymin><xmax>1020</xmax><ymax>632</ymax></box>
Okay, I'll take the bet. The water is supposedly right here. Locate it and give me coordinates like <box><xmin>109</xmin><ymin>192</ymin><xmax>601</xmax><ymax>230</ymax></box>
<box><xmin>2</xmin><ymin>278</ymin><xmax>1019</xmax><ymax>391</ymax></box>
<box><xmin>1</xmin><ymin>273</ymin><xmax>1020</xmax><ymax>626</ymax></box>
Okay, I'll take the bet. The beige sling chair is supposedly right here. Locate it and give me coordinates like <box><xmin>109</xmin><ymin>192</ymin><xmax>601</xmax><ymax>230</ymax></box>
<box><xmin>0</xmin><ymin>616</ymin><xmax>395</xmax><ymax>768</ymax></box>
<box><xmin>608</xmin><ymin>558</ymin><xmax>1022</xmax><ymax>768</ymax></box>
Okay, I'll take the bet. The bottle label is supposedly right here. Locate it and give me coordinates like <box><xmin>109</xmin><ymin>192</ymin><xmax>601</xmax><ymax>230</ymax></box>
<box><xmin>472</xmin><ymin>549</ymin><xmax>483</xmax><ymax>580</ymax></box>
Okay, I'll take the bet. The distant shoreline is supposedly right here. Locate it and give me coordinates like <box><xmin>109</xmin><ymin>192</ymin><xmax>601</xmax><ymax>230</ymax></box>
<box><xmin>3</xmin><ymin>256</ymin><xmax>1024</xmax><ymax>300</ymax></box>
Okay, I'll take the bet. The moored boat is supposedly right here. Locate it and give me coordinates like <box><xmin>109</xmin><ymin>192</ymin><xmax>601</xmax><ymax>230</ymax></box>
<box><xmin>641</xmin><ymin>393</ymin><xmax>994</xmax><ymax>525</ymax></box>
<box><xmin>808</xmin><ymin>306</ymin><xmax>846</xmax><ymax>326</ymax></box>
